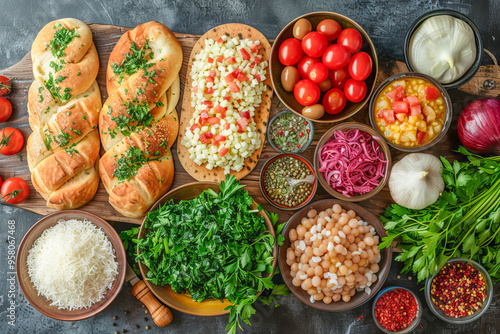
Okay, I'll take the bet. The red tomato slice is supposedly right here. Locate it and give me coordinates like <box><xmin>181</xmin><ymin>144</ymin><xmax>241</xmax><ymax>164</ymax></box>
<box><xmin>322</xmin><ymin>44</ymin><xmax>351</xmax><ymax>70</ymax></box>
<box><xmin>323</xmin><ymin>88</ymin><xmax>347</xmax><ymax>114</ymax></box>
<box><xmin>344</xmin><ymin>79</ymin><xmax>367</xmax><ymax>103</ymax></box>
<box><xmin>301</xmin><ymin>31</ymin><xmax>328</xmax><ymax>58</ymax></box>
<box><xmin>393</xmin><ymin>100</ymin><xmax>409</xmax><ymax>114</ymax></box>
<box><xmin>293</xmin><ymin>79</ymin><xmax>320</xmax><ymax>106</ymax></box>
<box><xmin>337</xmin><ymin>28</ymin><xmax>363</xmax><ymax>54</ymax></box>
<box><xmin>348</xmin><ymin>52</ymin><xmax>373</xmax><ymax>81</ymax></box>
<box><xmin>279</xmin><ymin>38</ymin><xmax>304</xmax><ymax>66</ymax></box>
<box><xmin>297</xmin><ymin>56</ymin><xmax>321</xmax><ymax>79</ymax></box>
<box><xmin>425</xmin><ymin>86</ymin><xmax>440</xmax><ymax>100</ymax></box>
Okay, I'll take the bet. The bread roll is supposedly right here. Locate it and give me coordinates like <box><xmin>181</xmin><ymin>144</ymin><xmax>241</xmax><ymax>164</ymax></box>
<box><xmin>99</xmin><ymin>21</ymin><xmax>182</xmax><ymax>217</ymax></box>
<box><xmin>27</xmin><ymin>18</ymin><xmax>101</xmax><ymax>210</ymax></box>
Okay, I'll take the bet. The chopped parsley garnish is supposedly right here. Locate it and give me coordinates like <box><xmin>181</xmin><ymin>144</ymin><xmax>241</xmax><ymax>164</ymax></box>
<box><xmin>50</xmin><ymin>27</ymin><xmax>80</xmax><ymax>58</ymax></box>
<box><xmin>111</xmin><ymin>40</ymin><xmax>156</xmax><ymax>85</ymax></box>
<box><xmin>113</xmin><ymin>146</ymin><xmax>157</xmax><ymax>181</ymax></box>
<box><xmin>54</xmin><ymin>131</ymin><xmax>72</xmax><ymax>147</ymax></box>
<box><xmin>45</xmin><ymin>72</ymin><xmax>72</xmax><ymax>101</ymax></box>
<box><xmin>64</xmin><ymin>143</ymin><xmax>79</xmax><ymax>157</ymax></box>
<box><xmin>38</xmin><ymin>86</ymin><xmax>44</xmax><ymax>93</ymax></box>
<box><xmin>111</xmin><ymin>101</ymin><xmax>153</xmax><ymax>137</ymax></box>
<box><xmin>44</xmin><ymin>107</ymin><xmax>50</xmax><ymax>114</ymax></box>
<box><xmin>82</xmin><ymin>115</ymin><xmax>86</xmax><ymax>120</ymax></box>
<box><xmin>49</xmin><ymin>60</ymin><xmax>64</xmax><ymax>72</ymax></box>
<box><xmin>39</xmin><ymin>94</ymin><xmax>44</xmax><ymax>102</ymax></box>
<box><xmin>72</xmin><ymin>129</ymin><xmax>81</xmax><ymax>135</ymax></box>
<box><xmin>43</xmin><ymin>130</ymin><xmax>52</xmax><ymax>150</ymax></box>
<box><xmin>155</xmin><ymin>101</ymin><xmax>164</xmax><ymax>107</ymax></box>
<box><xmin>55</xmin><ymin>76</ymin><xmax>67</xmax><ymax>84</ymax></box>
<box><xmin>77</xmin><ymin>72</ymin><xmax>81</xmax><ymax>76</ymax></box>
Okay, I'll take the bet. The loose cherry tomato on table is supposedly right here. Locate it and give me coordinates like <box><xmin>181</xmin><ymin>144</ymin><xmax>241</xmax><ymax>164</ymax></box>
<box><xmin>329</xmin><ymin>67</ymin><xmax>351</xmax><ymax>90</ymax></box>
<box><xmin>0</xmin><ymin>176</ymin><xmax>2</xmax><ymax>189</ymax></box>
<box><xmin>0</xmin><ymin>97</ymin><xmax>12</xmax><ymax>122</ymax></box>
<box><xmin>297</xmin><ymin>56</ymin><xmax>321</xmax><ymax>79</ymax></box>
<box><xmin>337</xmin><ymin>28</ymin><xmax>363</xmax><ymax>54</ymax></box>
<box><xmin>317</xmin><ymin>19</ymin><xmax>342</xmax><ymax>41</ymax></box>
<box><xmin>344</xmin><ymin>78</ymin><xmax>367</xmax><ymax>103</ymax></box>
<box><xmin>294</xmin><ymin>79</ymin><xmax>320</xmax><ymax>106</ymax></box>
<box><xmin>279</xmin><ymin>38</ymin><xmax>304</xmax><ymax>65</ymax></box>
<box><xmin>1</xmin><ymin>177</ymin><xmax>29</xmax><ymax>204</ymax></box>
<box><xmin>0</xmin><ymin>76</ymin><xmax>11</xmax><ymax>96</ymax></box>
<box><xmin>323</xmin><ymin>88</ymin><xmax>347</xmax><ymax>114</ymax></box>
<box><xmin>308</xmin><ymin>63</ymin><xmax>329</xmax><ymax>83</ymax></box>
<box><xmin>348</xmin><ymin>52</ymin><xmax>373</xmax><ymax>81</ymax></box>
<box><xmin>0</xmin><ymin>127</ymin><xmax>24</xmax><ymax>155</ymax></box>
<box><xmin>301</xmin><ymin>31</ymin><xmax>328</xmax><ymax>58</ymax></box>
<box><xmin>322</xmin><ymin>44</ymin><xmax>351</xmax><ymax>70</ymax></box>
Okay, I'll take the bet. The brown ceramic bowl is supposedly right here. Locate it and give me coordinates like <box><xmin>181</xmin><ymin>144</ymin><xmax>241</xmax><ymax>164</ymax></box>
<box><xmin>279</xmin><ymin>199</ymin><xmax>392</xmax><ymax>311</ymax></box>
<box><xmin>314</xmin><ymin>122</ymin><xmax>392</xmax><ymax>201</ymax></box>
<box><xmin>16</xmin><ymin>211</ymin><xmax>126</xmax><ymax>321</ymax></box>
<box><xmin>270</xmin><ymin>11</ymin><xmax>378</xmax><ymax>123</ymax></box>
<box><xmin>138</xmin><ymin>182</ymin><xmax>277</xmax><ymax>316</ymax></box>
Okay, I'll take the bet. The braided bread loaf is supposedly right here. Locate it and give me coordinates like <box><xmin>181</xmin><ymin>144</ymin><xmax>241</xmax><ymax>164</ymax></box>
<box><xmin>99</xmin><ymin>22</ymin><xmax>182</xmax><ymax>217</ymax></box>
<box><xmin>27</xmin><ymin>18</ymin><xmax>101</xmax><ymax>210</ymax></box>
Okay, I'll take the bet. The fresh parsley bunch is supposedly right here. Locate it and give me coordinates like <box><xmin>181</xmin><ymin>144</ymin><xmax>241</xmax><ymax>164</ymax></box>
<box><xmin>380</xmin><ymin>147</ymin><xmax>500</xmax><ymax>282</ymax></box>
<box><xmin>122</xmin><ymin>175</ymin><xmax>288</xmax><ymax>333</ymax></box>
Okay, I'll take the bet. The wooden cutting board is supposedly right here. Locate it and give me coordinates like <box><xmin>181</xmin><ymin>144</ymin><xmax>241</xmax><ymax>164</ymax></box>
<box><xmin>0</xmin><ymin>23</ymin><xmax>496</xmax><ymax>225</ymax></box>
<box><xmin>177</xmin><ymin>23</ymin><xmax>273</xmax><ymax>182</ymax></box>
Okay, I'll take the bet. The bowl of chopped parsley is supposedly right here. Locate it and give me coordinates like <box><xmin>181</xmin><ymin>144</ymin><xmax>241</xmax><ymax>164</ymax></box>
<box><xmin>135</xmin><ymin>175</ymin><xmax>278</xmax><ymax>331</ymax></box>
<box><xmin>267</xmin><ymin>110</ymin><xmax>314</xmax><ymax>153</ymax></box>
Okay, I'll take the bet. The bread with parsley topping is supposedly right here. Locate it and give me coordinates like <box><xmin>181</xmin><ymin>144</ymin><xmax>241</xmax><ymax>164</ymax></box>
<box><xmin>27</xmin><ymin>18</ymin><xmax>101</xmax><ymax>210</ymax></box>
<box><xmin>98</xmin><ymin>21</ymin><xmax>182</xmax><ymax>218</ymax></box>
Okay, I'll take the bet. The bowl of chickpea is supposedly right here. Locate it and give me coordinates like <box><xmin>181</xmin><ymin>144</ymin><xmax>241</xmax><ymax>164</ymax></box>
<box><xmin>278</xmin><ymin>199</ymin><xmax>392</xmax><ymax>311</ymax></box>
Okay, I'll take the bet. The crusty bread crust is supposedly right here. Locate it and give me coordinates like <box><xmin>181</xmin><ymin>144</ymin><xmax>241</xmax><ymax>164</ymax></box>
<box><xmin>27</xmin><ymin>18</ymin><xmax>101</xmax><ymax>210</ymax></box>
<box><xmin>99</xmin><ymin>21</ymin><xmax>182</xmax><ymax>217</ymax></box>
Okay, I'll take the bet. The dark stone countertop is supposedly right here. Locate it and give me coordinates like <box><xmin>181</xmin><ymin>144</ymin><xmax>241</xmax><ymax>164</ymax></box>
<box><xmin>1</xmin><ymin>0</ymin><xmax>499</xmax><ymax>333</ymax></box>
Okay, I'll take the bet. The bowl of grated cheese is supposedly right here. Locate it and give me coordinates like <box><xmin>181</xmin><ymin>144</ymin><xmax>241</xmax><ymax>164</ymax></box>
<box><xmin>16</xmin><ymin>211</ymin><xmax>126</xmax><ymax>321</ymax></box>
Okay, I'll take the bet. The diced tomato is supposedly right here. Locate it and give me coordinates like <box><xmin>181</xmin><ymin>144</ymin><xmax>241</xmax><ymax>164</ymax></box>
<box><xmin>237</xmin><ymin>99</ymin><xmax>242</xmax><ymax>103</ymax></box>
<box><xmin>215</xmin><ymin>105</ymin><xmax>227</xmax><ymax>113</ymax></box>
<box><xmin>393</xmin><ymin>100</ymin><xmax>409</xmax><ymax>114</ymax></box>
<box><xmin>217</xmin><ymin>37</ymin><xmax>224</xmax><ymax>43</ymax></box>
<box><xmin>417</xmin><ymin>130</ymin><xmax>426</xmax><ymax>144</ymax></box>
<box><xmin>209</xmin><ymin>69</ymin><xmax>216</xmax><ymax>78</ymax></box>
<box><xmin>254</xmin><ymin>56</ymin><xmax>261</xmax><ymax>64</ymax></box>
<box><xmin>204</xmin><ymin>87</ymin><xmax>214</xmax><ymax>94</ymax></box>
<box><xmin>203</xmin><ymin>100</ymin><xmax>213</xmax><ymax>108</ymax></box>
<box><xmin>250</xmin><ymin>44</ymin><xmax>261</xmax><ymax>53</ymax></box>
<box><xmin>228</xmin><ymin>82</ymin><xmax>240</xmax><ymax>93</ymax></box>
<box><xmin>386</xmin><ymin>85</ymin><xmax>405</xmax><ymax>102</ymax></box>
<box><xmin>198</xmin><ymin>117</ymin><xmax>207</xmax><ymax>126</ymax></box>
<box><xmin>425</xmin><ymin>86</ymin><xmax>440</xmax><ymax>100</ymax></box>
<box><xmin>227</xmin><ymin>56</ymin><xmax>236</xmax><ymax>64</ymax></box>
<box><xmin>225</xmin><ymin>73</ymin><xmax>235</xmax><ymax>83</ymax></box>
<box><xmin>213</xmin><ymin>134</ymin><xmax>227</xmax><ymax>145</ymax></box>
<box><xmin>204</xmin><ymin>132</ymin><xmax>214</xmax><ymax>139</ymax></box>
<box><xmin>193</xmin><ymin>86</ymin><xmax>198</xmax><ymax>93</ymax></box>
<box><xmin>406</xmin><ymin>95</ymin><xmax>420</xmax><ymax>107</ymax></box>
<box><xmin>223</xmin><ymin>96</ymin><xmax>231</xmax><ymax>102</ymax></box>
<box><xmin>199</xmin><ymin>132</ymin><xmax>213</xmax><ymax>144</ymax></box>
<box><xmin>237</xmin><ymin>117</ymin><xmax>248</xmax><ymax>130</ymax></box>
<box><xmin>240</xmin><ymin>48</ymin><xmax>250</xmax><ymax>60</ymax></box>
<box><xmin>220</xmin><ymin>113</ymin><xmax>226</xmax><ymax>119</ymax></box>
<box><xmin>240</xmin><ymin>111</ymin><xmax>250</xmax><ymax>119</ymax></box>
<box><xmin>232</xmin><ymin>68</ymin><xmax>242</xmax><ymax>77</ymax></box>
<box><xmin>208</xmin><ymin>117</ymin><xmax>220</xmax><ymax>125</ymax></box>
<box><xmin>410</xmin><ymin>104</ymin><xmax>422</xmax><ymax>116</ymax></box>
<box><xmin>219</xmin><ymin>147</ymin><xmax>229</xmax><ymax>156</ymax></box>
<box><xmin>255</xmin><ymin>74</ymin><xmax>261</xmax><ymax>82</ymax></box>
<box><xmin>224</xmin><ymin>123</ymin><xmax>231</xmax><ymax>130</ymax></box>
<box><xmin>249</xmin><ymin>63</ymin><xmax>255</xmax><ymax>68</ymax></box>
<box><xmin>216</xmin><ymin>55</ymin><xmax>224</xmax><ymax>62</ymax></box>
<box><xmin>190</xmin><ymin>124</ymin><xmax>198</xmax><ymax>132</ymax></box>
<box><xmin>237</xmin><ymin>73</ymin><xmax>249</xmax><ymax>81</ymax></box>
<box><xmin>382</xmin><ymin>109</ymin><xmax>395</xmax><ymax>123</ymax></box>
<box><xmin>208</xmin><ymin>57</ymin><xmax>214</xmax><ymax>63</ymax></box>
<box><xmin>206</xmin><ymin>76</ymin><xmax>214</xmax><ymax>83</ymax></box>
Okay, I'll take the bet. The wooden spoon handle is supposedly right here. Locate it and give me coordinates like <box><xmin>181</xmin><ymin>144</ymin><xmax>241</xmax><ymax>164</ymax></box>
<box><xmin>131</xmin><ymin>280</ymin><xmax>173</xmax><ymax>327</ymax></box>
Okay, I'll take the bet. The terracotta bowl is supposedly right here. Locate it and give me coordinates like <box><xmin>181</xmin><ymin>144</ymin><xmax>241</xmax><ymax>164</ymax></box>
<box><xmin>138</xmin><ymin>182</ymin><xmax>277</xmax><ymax>316</ymax></box>
<box><xmin>16</xmin><ymin>211</ymin><xmax>126</xmax><ymax>321</ymax></box>
<box><xmin>279</xmin><ymin>199</ymin><xmax>392</xmax><ymax>311</ymax></box>
<box><xmin>270</xmin><ymin>11</ymin><xmax>378</xmax><ymax>123</ymax></box>
<box><xmin>314</xmin><ymin>122</ymin><xmax>392</xmax><ymax>201</ymax></box>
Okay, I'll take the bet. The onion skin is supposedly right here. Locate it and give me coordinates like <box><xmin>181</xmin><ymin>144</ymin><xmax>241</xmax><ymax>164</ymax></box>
<box><xmin>458</xmin><ymin>99</ymin><xmax>500</xmax><ymax>154</ymax></box>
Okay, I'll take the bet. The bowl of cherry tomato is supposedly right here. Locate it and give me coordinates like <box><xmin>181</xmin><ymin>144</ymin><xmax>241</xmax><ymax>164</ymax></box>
<box><xmin>270</xmin><ymin>12</ymin><xmax>378</xmax><ymax>123</ymax></box>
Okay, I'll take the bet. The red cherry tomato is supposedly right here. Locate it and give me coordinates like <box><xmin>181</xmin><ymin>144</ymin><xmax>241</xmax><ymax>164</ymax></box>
<box><xmin>344</xmin><ymin>79</ymin><xmax>367</xmax><ymax>103</ymax></box>
<box><xmin>337</xmin><ymin>28</ymin><xmax>363</xmax><ymax>54</ymax></box>
<box><xmin>317</xmin><ymin>19</ymin><xmax>342</xmax><ymax>41</ymax></box>
<box><xmin>279</xmin><ymin>38</ymin><xmax>304</xmax><ymax>66</ymax></box>
<box><xmin>328</xmin><ymin>67</ymin><xmax>351</xmax><ymax>90</ymax></box>
<box><xmin>323</xmin><ymin>88</ymin><xmax>347</xmax><ymax>114</ymax></box>
<box><xmin>1</xmin><ymin>177</ymin><xmax>29</xmax><ymax>204</ymax></box>
<box><xmin>0</xmin><ymin>175</ymin><xmax>2</xmax><ymax>189</ymax></box>
<box><xmin>294</xmin><ymin>79</ymin><xmax>320</xmax><ymax>106</ymax></box>
<box><xmin>0</xmin><ymin>97</ymin><xmax>12</xmax><ymax>123</ymax></box>
<box><xmin>301</xmin><ymin>32</ymin><xmax>328</xmax><ymax>58</ymax></box>
<box><xmin>0</xmin><ymin>76</ymin><xmax>11</xmax><ymax>96</ymax></box>
<box><xmin>322</xmin><ymin>44</ymin><xmax>351</xmax><ymax>70</ymax></box>
<box><xmin>348</xmin><ymin>52</ymin><xmax>373</xmax><ymax>81</ymax></box>
<box><xmin>0</xmin><ymin>127</ymin><xmax>24</xmax><ymax>155</ymax></box>
<box><xmin>308</xmin><ymin>63</ymin><xmax>329</xmax><ymax>83</ymax></box>
<box><xmin>297</xmin><ymin>56</ymin><xmax>321</xmax><ymax>79</ymax></box>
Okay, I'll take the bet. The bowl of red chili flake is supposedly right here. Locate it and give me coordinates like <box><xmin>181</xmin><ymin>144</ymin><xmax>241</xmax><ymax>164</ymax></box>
<box><xmin>372</xmin><ymin>286</ymin><xmax>421</xmax><ymax>333</ymax></box>
<box><xmin>425</xmin><ymin>258</ymin><xmax>493</xmax><ymax>324</ymax></box>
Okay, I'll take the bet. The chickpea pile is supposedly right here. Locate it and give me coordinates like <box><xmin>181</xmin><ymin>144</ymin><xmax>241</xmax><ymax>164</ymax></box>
<box><xmin>286</xmin><ymin>204</ymin><xmax>381</xmax><ymax>304</ymax></box>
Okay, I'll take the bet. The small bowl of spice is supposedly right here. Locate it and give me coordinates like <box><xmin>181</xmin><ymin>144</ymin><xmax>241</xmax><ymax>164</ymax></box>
<box><xmin>425</xmin><ymin>258</ymin><xmax>493</xmax><ymax>324</ymax></box>
<box><xmin>267</xmin><ymin>110</ymin><xmax>314</xmax><ymax>153</ymax></box>
<box><xmin>260</xmin><ymin>154</ymin><xmax>317</xmax><ymax>210</ymax></box>
<box><xmin>372</xmin><ymin>286</ymin><xmax>422</xmax><ymax>333</ymax></box>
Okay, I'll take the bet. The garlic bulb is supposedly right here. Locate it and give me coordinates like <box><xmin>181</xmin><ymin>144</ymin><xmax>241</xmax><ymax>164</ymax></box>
<box><xmin>389</xmin><ymin>153</ymin><xmax>444</xmax><ymax>210</ymax></box>
<box><xmin>409</xmin><ymin>15</ymin><xmax>476</xmax><ymax>84</ymax></box>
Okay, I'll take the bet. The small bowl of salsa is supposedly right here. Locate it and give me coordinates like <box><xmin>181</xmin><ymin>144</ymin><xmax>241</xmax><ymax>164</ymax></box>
<box><xmin>267</xmin><ymin>110</ymin><xmax>314</xmax><ymax>153</ymax></box>
<box><xmin>369</xmin><ymin>72</ymin><xmax>452</xmax><ymax>152</ymax></box>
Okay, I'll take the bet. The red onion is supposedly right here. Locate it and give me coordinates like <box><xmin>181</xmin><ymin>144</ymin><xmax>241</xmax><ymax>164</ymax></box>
<box><xmin>458</xmin><ymin>99</ymin><xmax>500</xmax><ymax>154</ymax></box>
